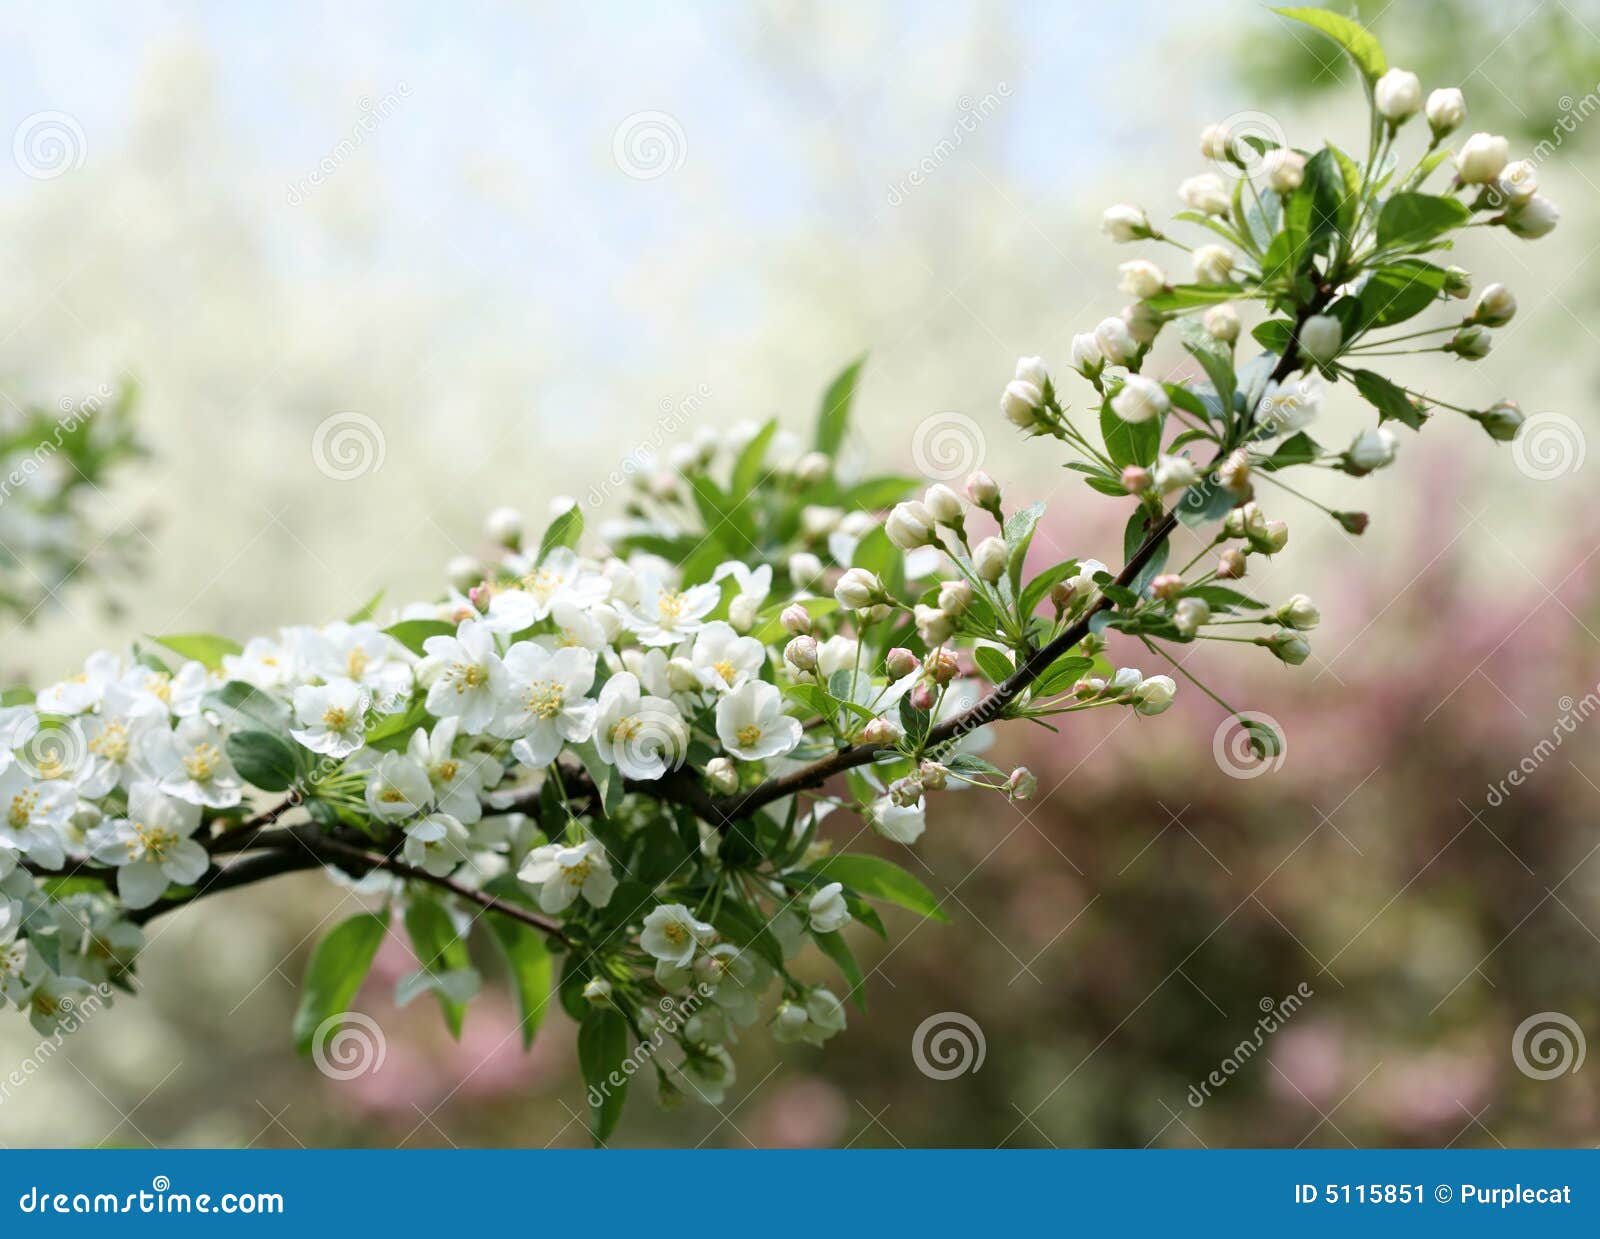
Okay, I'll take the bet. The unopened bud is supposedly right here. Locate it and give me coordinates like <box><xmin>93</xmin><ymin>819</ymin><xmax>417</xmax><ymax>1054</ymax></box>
<box><xmin>885</xmin><ymin>647</ymin><xmax>919</xmax><ymax>678</ymax></box>
<box><xmin>785</xmin><ymin>635</ymin><xmax>819</xmax><ymax>672</ymax></box>
<box><xmin>924</xmin><ymin>648</ymin><xmax>959</xmax><ymax>685</ymax></box>
<box><xmin>965</xmin><ymin>470</ymin><xmax>1000</xmax><ymax>510</ymax></box>
<box><xmin>973</xmin><ymin>536</ymin><xmax>1008</xmax><ymax>583</ymax></box>
<box><xmin>447</xmin><ymin>555</ymin><xmax>484</xmax><ymax>593</ymax></box>
<box><xmin>483</xmin><ymin>505</ymin><xmax>523</xmax><ymax>548</ymax></box>
<box><xmin>888</xmin><ymin>775</ymin><xmax>922</xmax><ymax>806</ymax></box>
<box><xmin>937</xmin><ymin>579</ymin><xmax>972</xmax><ymax>616</ymax></box>
<box><xmin>582</xmin><ymin>978</ymin><xmax>614</xmax><ymax>1007</ymax></box>
<box><xmin>918</xmin><ymin>761</ymin><xmax>949</xmax><ymax>791</ymax></box>
<box><xmin>705</xmin><ymin>756</ymin><xmax>739</xmax><ymax>795</ymax></box>
<box><xmin>788</xmin><ymin>552</ymin><xmax>823</xmax><ymax>588</ymax></box>
<box><xmin>1007</xmin><ymin>767</ymin><xmax>1037</xmax><ymax>800</ymax></box>
<box><xmin>794</xmin><ymin>451</ymin><xmax>831</xmax><ymax>485</ymax></box>
<box><xmin>781</xmin><ymin>602</ymin><xmax>813</xmax><ymax>635</ymax></box>
<box><xmin>909</xmin><ymin>682</ymin><xmax>938</xmax><ymax>711</ymax></box>
<box><xmin>862</xmin><ymin>717</ymin><xmax>903</xmax><ymax>746</ymax></box>
<box><xmin>1149</xmin><ymin>573</ymin><xmax>1183</xmax><ymax>600</ymax></box>
<box><xmin>1216</xmin><ymin>547</ymin><xmax>1247</xmax><ymax>579</ymax></box>
<box><xmin>924</xmin><ymin>483</ymin><xmax>965</xmax><ymax>525</ymax></box>
<box><xmin>1121</xmin><ymin>464</ymin><xmax>1152</xmax><ymax>493</ymax></box>
<box><xmin>1258</xmin><ymin>630</ymin><xmax>1311</xmax><ymax>665</ymax></box>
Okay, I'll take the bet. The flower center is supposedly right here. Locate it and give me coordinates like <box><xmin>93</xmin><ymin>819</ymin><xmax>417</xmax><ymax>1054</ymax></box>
<box><xmin>450</xmin><ymin>662</ymin><xmax>487</xmax><ymax>692</ymax></box>
<box><xmin>435</xmin><ymin>759</ymin><xmax>459</xmax><ymax>783</ymax></box>
<box><xmin>712</xmin><ymin>660</ymin><xmax>737</xmax><ymax>685</ymax></box>
<box><xmin>8</xmin><ymin>791</ymin><xmax>38</xmax><ymax>829</ymax></box>
<box><xmin>609</xmin><ymin>716</ymin><xmax>642</xmax><ymax>743</ymax></box>
<box><xmin>657</xmin><ymin>593</ymin><xmax>686</xmax><ymax>621</ymax></box>
<box><xmin>90</xmin><ymin>720</ymin><xmax>130</xmax><ymax>763</ymax></box>
<box><xmin>526</xmin><ymin>681</ymin><xmax>565</xmax><ymax>720</ymax></box>
<box><xmin>735</xmin><ymin>724</ymin><xmax>762</xmax><ymax>748</ymax></box>
<box><xmin>346</xmin><ymin>648</ymin><xmax>371</xmax><ymax>679</ymax></box>
<box><xmin>183</xmin><ymin>742</ymin><xmax>221</xmax><ymax>781</ymax></box>
<box><xmin>563</xmin><ymin>857</ymin><xmax>593</xmax><ymax>886</ymax></box>
<box><xmin>663</xmin><ymin>922</ymin><xmax>688</xmax><ymax>945</ymax></box>
<box><xmin>146</xmin><ymin>673</ymin><xmax>172</xmax><ymax>703</ymax></box>
<box><xmin>130</xmin><ymin>821</ymin><xmax>180</xmax><ymax>862</ymax></box>
<box><xmin>322</xmin><ymin>706</ymin><xmax>350</xmax><ymax>730</ymax></box>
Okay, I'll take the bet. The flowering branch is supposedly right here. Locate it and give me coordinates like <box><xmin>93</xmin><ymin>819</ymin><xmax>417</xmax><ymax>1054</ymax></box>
<box><xmin>0</xmin><ymin>8</ymin><xmax>1558</xmax><ymax>1141</ymax></box>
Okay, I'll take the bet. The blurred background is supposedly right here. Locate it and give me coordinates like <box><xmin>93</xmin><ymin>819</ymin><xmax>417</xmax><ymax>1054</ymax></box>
<box><xmin>1</xmin><ymin>0</ymin><xmax>1597</xmax><ymax>1147</ymax></box>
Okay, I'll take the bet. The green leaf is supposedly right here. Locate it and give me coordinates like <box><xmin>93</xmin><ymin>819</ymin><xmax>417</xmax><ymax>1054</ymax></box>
<box><xmin>481</xmin><ymin>879</ymin><xmax>555</xmax><ymax>1049</ymax></box>
<box><xmin>382</xmin><ymin>619</ymin><xmax>456</xmax><ymax>656</ymax></box>
<box><xmin>1183</xmin><ymin>340</ymin><xmax>1236</xmax><ymax>422</ymax></box>
<box><xmin>813</xmin><ymin>929</ymin><xmax>867</xmax><ymax>1013</ymax></box>
<box><xmin>202</xmin><ymin>680</ymin><xmax>292</xmax><ymax>734</ymax></box>
<box><xmin>732</xmin><ymin>418</ymin><xmax>778</xmax><ymax>496</ymax></box>
<box><xmin>346</xmin><ymin>589</ymin><xmax>385</xmax><ymax>623</ymax></box>
<box><xmin>814</xmin><ymin>355</ymin><xmax>867</xmax><ymax>456</ymax></box>
<box><xmin>1100</xmin><ymin>395</ymin><xmax>1160</xmax><ymax>470</ymax></box>
<box><xmin>851</xmin><ymin>524</ymin><xmax>904</xmax><ymax>600</ymax></box>
<box><xmin>751</xmin><ymin>596</ymin><xmax>837</xmax><ymax>644</ymax></box>
<box><xmin>150</xmin><ymin>633</ymin><xmax>241</xmax><ymax>671</ymax></box>
<box><xmin>362</xmin><ymin>696</ymin><xmax>428</xmax><ymax>749</ymax></box>
<box><xmin>1034</xmin><ymin>653</ymin><xmax>1094</xmax><ymax>697</ymax></box>
<box><xmin>1252</xmin><ymin>319</ymin><xmax>1294</xmax><ymax>353</ymax></box>
<box><xmin>1001</xmin><ymin>500</ymin><xmax>1045</xmax><ymax>593</ymax></box>
<box><xmin>710</xmin><ymin>901</ymin><xmax>785</xmax><ymax>970</ymax></box>
<box><xmin>1357</xmin><ymin>260</ymin><xmax>1448</xmax><ymax>329</ymax></box>
<box><xmin>403</xmin><ymin>897</ymin><xmax>475</xmax><ymax>1039</ymax></box>
<box><xmin>225</xmin><ymin>730</ymin><xmax>299</xmax><ymax>792</ymax></box>
<box><xmin>806</xmin><ymin>853</ymin><xmax>949</xmax><ymax>923</ymax></box>
<box><xmin>1180</xmin><ymin>584</ymin><xmax>1267</xmax><ymax>611</ymax></box>
<box><xmin>537</xmin><ymin>506</ymin><xmax>584</xmax><ymax>562</ymax></box>
<box><xmin>570</xmin><ymin>739</ymin><xmax>624</xmax><ymax>817</ymax></box>
<box><xmin>1141</xmin><ymin>283</ymin><xmax>1243</xmax><ymax>313</ymax></box>
<box><xmin>838</xmin><ymin>475</ymin><xmax>916</xmax><ymax>511</ymax></box>
<box><xmin>1375</xmin><ymin>193</ymin><xmax>1470</xmax><ymax>251</ymax></box>
<box><xmin>577</xmin><ymin>1008</ymin><xmax>631</xmax><ymax>1144</ymax></box>
<box><xmin>292</xmin><ymin>911</ymin><xmax>389</xmax><ymax>1056</ymax></box>
<box><xmin>973</xmin><ymin>645</ymin><xmax>1014</xmax><ymax>686</ymax></box>
<box><xmin>1018</xmin><ymin>558</ymin><xmax>1079</xmax><ymax>620</ymax></box>
<box><xmin>1259</xmin><ymin>431</ymin><xmax>1322</xmax><ymax>472</ymax></box>
<box><xmin>1349</xmin><ymin>368</ymin><xmax>1426</xmax><ymax>430</ymax></box>
<box><xmin>1272</xmin><ymin>6</ymin><xmax>1386</xmax><ymax>80</ymax></box>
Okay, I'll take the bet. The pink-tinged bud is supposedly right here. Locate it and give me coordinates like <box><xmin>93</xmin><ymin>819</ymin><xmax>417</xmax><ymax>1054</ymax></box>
<box><xmin>1049</xmin><ymin>581</ymin><xmax>1075</xmax><ymax>614</ymax></box>
<box><xmin>885</xmin><ymin>647</ymin><xmax>919</xmax><ymax>678</ymax></box>
<box><xmin>1150</xmin><ymin>573</ymin><xmax>1183</xmax><ymax>600</ymax></box>
<box><xmin>1217</xmin><ymin>449</ymin><xmax>1251</xmax><ymax>495</ymax></box>
<box><xmin>924</xmin><ymin>647</ymin><xmax>959</xmax><ymax>685</ymax></box>
<box><xmin>965</xmin><ymin>470</ymin><xmax>1000</xmax><ymax>508</ymax></box>
<box><xmin>781</xmin><ymin>602</ymin><xmax>813</xmax><ymax>635</ymax></box>
<box><xmin>1216</xmin><ymin>547</ymin><xmax>1247</xmax><ymax>580</ymax></box>
<box><xmin>861</xmin><ymin>716</ymin><xmax>902</xmax><ymax>746</ymax></box>
<box><xmin>1007</xmin><ymin>767</ymin><xmax>1037</xmax><ymax>800</ymax></box>
<box><xmin>468</xmin><ymin>584</ymin><xmax>492</xmax><ymax>613</ymax></box>
<box><xmin>1335</xmin><ymin>511</ymin><xmax>1370</xmax><ymax>535</ymax></box>
<box><xmin>909</xmin><ymin>682</ymin><xmax>938</xmax><ymax>711</ymax></box>
<box><xmin>1073</xmin><ymin>677</ymin><xmax>1105</xmax><ymax>700</ymax></box>
<box><xmin>918</xmin><ymin>760</ymin><xmax>948</xmax><ymax>791</ymax></box>
<box><xmin>1121</xmin><ymin>464</ymin><xmax>1152</xmax><ymax>493</ymax></box>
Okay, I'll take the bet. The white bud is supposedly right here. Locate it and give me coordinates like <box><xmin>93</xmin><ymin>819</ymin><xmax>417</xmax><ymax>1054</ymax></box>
<box><xmin>973</xmin><ymin>536</ymin><xmax>1008</xmax><ymax>584</ymax></box>
<box><xmin>1298</xmin><ymin>314</ymin><xmax>1343</xmax><ymax>365</ymax></box>
<box><xmin>1277</xmin><ymin>594</ymin><xmax>1321</xmax><ymax>631</ymax></box>
<box><xmin>583</xmin><ymin>978</ymin><xmax>614</xmax><ymax>1007</ymax></box>
<box><xmin>1261</xmin><ymin>631</ymin><xmax>1311</xmax><ymax>665</ymax></box>
<box><xmin>862</xmin><ymin>716</ymin><xmax>902</xmax><ymax>746</ymax></box>
<box><xmin>1007</xmin><ymin>766</ymin><xmax>1038</xmax><ymax>799</ymax></box>
<box><xmin>1375</xmin><ymin>68</ymin><xmax>1422</xmax><ymax>121</ymax></box>
<box><xmin>1473</xmin><ymin>283</ymin><xmax>1516</xmax><ymax>327</ymax></box>
<box><xmin>1345</xmin><ymin>426</ymin><xmax>1398</xmax><ymax>474</ymax></box>
<box><xmin>1425</xmin><ymin>87</ymin><xmax>1466</xmax><ymax>136</ymax></box>
<box><xmin>1152</xmin><ymin>454</ymin><xmax>1199</xmax><ymax>493</ymax></box>
<box><xmin>1178</xmin><ymin>172</ymin><xmax>1230</xmax><ymax>216</ymax></box>
<box><xmin>788</xmin><ymin>551</ymin><xmax>823</xmax><ymax>588</ymax></box>
<box><xmin>885</xmin><ymin>500</ymin><xmax>936</xmax><ymax>550</ymax></box>
<box><xmin>1123</xmin><ymin>301</ymin><xmax>1163</xmax><ymax>346</ymax></box>
<box><xmin>1263</xmin><ymin>148</ymin><xmax>1305</xmax><ymax>193</ymax></box>
<box><xmin>834</xmin><ymin>567</ymin><xmax>883</xmax><ymax>610</ymax></box>
<box><xmin>914</xmin><ymin>604</ymin><xmax>954</xmax><ymax>646</ymax></box>
<box><xmin>781</xmin><ymin>602</ymin><xmax>813</xmax><ymax>635</ymax></box>
<box><xmin>1172</xmin><ymin>597</ymin><xmax>1209</xmax><ymax>639</ymax></box>
<box><xmin>483</xmin><ymin>506</ymin><xmax>523</xmax><ymax>547</ymax></box>
<box><xmin>1000</xmin><ymin>379</ymin><xmax>1044</xmax><ymax>428</ymax></box>
<box><xmin>666</xmin><ymin>657</ymin><xmax>700</xmax><ymax>693</ymax></box>
<box><xmin>924</xmin><ymin>483</ymin><xmax>964</xmax><ymax>525</ymax></box>
<box><xmin>1132</xmin><ymin>674</ymin><xmax>1177</xmax><ymax>715</ymax></box>
<box><xmin>800</xmin><ymin>505</ymin><xmax>843</xmax><ymax>538</ymax></box>
<box><xmin>705</xmin><ymin>756</ymin><xmax>739</xmax><ymax>794</ymax></box>
<box><xmin>1093</xmin><ymin>316</ymin><xmax>1138</xmax><ymax>365</ymax></box>
<box><xmin>1070</xmin><ymin>332</ymin><xmax>1105</xmax><ymax>375</ymax></box>
<box><xmin>794</xmin><ymin>451</ymin><xmax>831</xmax><ymax>485</ymax></box>
<box><xmin>1014</xmin><ymin>355</ymin><xmax>1050</xmax><ymax>391</ymax></box>
<box><xmin>1505</xmin><ymin>194</ymin><xmax>1559</xmax><ymax>239</ymax></box>
<box><xmin>785</xmin><ymin>634</ymin><xmax>819</xmax><ymax>672</ymax></box>
<box><xmin>1496</xmin><ymin>159</ymin><xmax>1537</xmax><ymax>206</ymax></box>
<box><xmin>1449</xmin><ymin>324</ymin><xmax>1492</xmax><ymax>358</ymax></box>
<box><xmin>1200</xmin><ymin>123</ymin><xmax>1233</xmax><ymax>161</ymax></box>
<box><xmin>1203</xmin><ymin>302</ymin><xmax>1240</xmax><ymax>343</ymax></box>
<box><xmin>965</xmin><ymin>470</ymin><xmax>1000</xmax><ymax>508</ymax></box>
<box><xmin>1100</xmin><ymin>203</ymin><xmax>1150</xmax><ymax>242</ymax></box>
<box><xmin>1192</xmin><ymin>244</ymin><xmax>1235</xmax><ymax>286</ymax></box>
<box><xmin>729</xmin><ymin>594</ymin><xmax>760</xmax><ymax>632</ymax></box>
<box><xmin>937</xmin><ymin>578</ymin><xmax>972</xmax><ymax>615</ymax></box>
<box><xmin>1111</xmin><ymin>375</ymin><xmax>1169</xmax><ymax>424</ymax></box>
<box><xmin>1118</xmin><ymin>258</ymin><xmax>1166</xmax><ymax>299</ymax></box>
<box><xmin>1455</xmin><ymin>132</ymin><xmax>1509</xmax><ymax>184</ymax></box>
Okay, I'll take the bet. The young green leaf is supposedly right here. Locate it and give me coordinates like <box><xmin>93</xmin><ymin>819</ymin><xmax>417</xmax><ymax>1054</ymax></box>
<box><xmin>292</xmin><ymin>911</ymin><xmax>389</xmax><ymax>1056</ymax></box>
<box><xmin>403</xmin><ymin>897</ymin><xmax>476</xmax><ymax>1039</ymax></box>
<box><xmin>151</xmin><ymin>633</ymin><xmax>242</xmax><ymax>671</ymax></box>
<box><xmin>814</xmin><ymin>354</ymin><xmax>867</xmax><ymax>457</ymax></box>
<box><xmin>804</xmin><ymin>853</ymin><xmax>950</xmax><ymax>923</ymax></box>
<box><xmin>577</xmin><ymin>1008</ymin><xmax>631</xmax><ymax>1144</ymax></box>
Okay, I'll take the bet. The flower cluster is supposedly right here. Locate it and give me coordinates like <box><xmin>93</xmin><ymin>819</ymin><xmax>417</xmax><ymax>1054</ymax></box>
<box><xmin>0</xmin><ymin>11</ymin><xmax>1555</xmax><ymax>1139</ymax></box>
